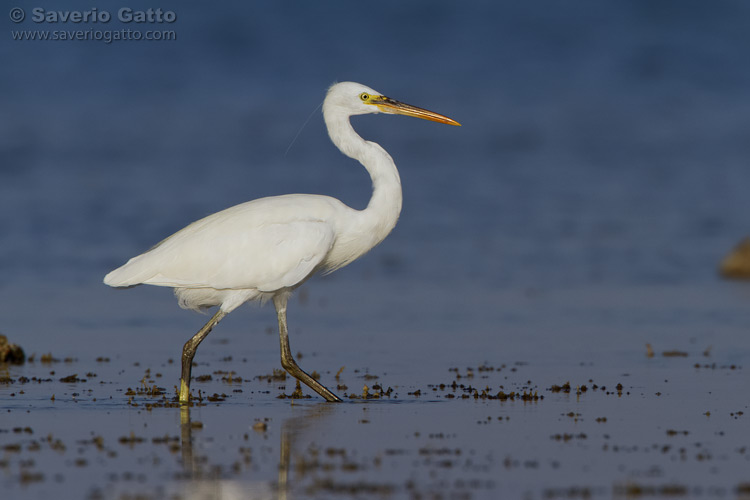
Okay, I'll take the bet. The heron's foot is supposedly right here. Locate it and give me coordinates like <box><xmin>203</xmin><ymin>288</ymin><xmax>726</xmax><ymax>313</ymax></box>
<box><xmin>310</xmin><ymin>380</ymin><xmax>341</xmax><ymax>402</ymax></box>
<box><xmin>324</xmin><ymin>390</ymin><xmax>343</xmax><ymax>403</ymax></box>
<box><xmin>179</xmin><ymin>378</ymin><xmax>191</xmax><ymax>403</ymax></box>
<box><xmin>282</xmin><ymin>363</ymin><xmax>341</xmax><ymax>402</ymax></box>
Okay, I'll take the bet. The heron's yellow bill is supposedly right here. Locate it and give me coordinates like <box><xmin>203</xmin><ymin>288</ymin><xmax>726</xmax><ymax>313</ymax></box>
<box><xmin>368</xmin><ymin>95</ymin><xmax>461</xmax><ymax>126</ymax></box>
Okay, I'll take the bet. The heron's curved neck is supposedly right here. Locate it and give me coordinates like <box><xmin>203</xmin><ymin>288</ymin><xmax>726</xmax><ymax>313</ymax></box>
<box><xmin>325</xmin><ymin>113</ymin><xmax>403</xmax><ymax>242</ymax></box>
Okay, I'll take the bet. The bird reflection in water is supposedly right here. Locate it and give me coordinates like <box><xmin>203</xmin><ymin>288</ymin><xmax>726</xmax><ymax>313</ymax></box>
<box><xmin>177</xmin><ymin>404</ymin><xmax>336</xmax><ymax>499</ymax></box>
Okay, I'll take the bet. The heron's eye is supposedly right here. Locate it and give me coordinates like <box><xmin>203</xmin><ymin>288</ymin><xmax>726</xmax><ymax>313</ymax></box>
<box><xmin>360</xmin><ymin>93</ymin><xmax>369</xmax><ymax>101</ymax></box>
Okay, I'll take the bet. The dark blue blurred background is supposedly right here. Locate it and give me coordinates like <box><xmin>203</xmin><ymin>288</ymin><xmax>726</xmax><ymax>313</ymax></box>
<box><xmin>3</xmin><ymin>0</ymin><xmax>750</xmax><ymax>293</ymax></box>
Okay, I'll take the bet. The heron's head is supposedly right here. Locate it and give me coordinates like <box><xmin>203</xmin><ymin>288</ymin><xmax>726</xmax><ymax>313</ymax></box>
<box><xmin>325</xmin><ymin>82</ymin><xmax>460</xmax><ymax>126</ymax></box>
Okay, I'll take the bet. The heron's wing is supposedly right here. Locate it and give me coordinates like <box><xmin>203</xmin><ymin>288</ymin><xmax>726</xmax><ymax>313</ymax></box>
<box><xmin>106</xmin><ymin>219</ymin><xmax>336</xmax><ymax>291</ymax></box>
<box><xmin>249</xmin><ymin>221</ymin><xmax>335</xmax><ymax>292</ymax></box>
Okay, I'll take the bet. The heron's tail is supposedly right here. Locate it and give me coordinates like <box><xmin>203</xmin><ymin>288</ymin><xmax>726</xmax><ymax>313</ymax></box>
<box><xmin>103</xmin><ymin>255</ymin><xmax>154</xmax><ymax>288</ymax></box>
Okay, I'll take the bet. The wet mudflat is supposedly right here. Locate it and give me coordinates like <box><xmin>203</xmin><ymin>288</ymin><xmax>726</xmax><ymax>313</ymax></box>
<box><xmin>1</xmin><ymin>281</ymin><xmax>749</xmax><ymax>500</ymax></box>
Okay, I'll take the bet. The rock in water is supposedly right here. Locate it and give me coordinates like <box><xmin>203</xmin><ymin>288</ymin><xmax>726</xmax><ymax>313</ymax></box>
<box><xmin>720</xmin><ymin>238</ymin><xmax>750</xmax><ymax>280</ymax></box>
<box><xmin>0</xmin><ymin>334</ymin><xmax>25</xmax><ymax>364</ymax></box>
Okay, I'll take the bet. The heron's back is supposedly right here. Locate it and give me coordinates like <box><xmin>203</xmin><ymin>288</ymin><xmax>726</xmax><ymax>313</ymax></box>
<box><xmin>104</xmin><ymin>194</ymin><xmax>350</xmax><ymax>291</ymax></box>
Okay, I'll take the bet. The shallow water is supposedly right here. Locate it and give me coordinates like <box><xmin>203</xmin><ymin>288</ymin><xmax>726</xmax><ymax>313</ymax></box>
<box><xmin>2</xmin><ymin>282</ymin><xmax>749</xmax><ymax>499</ymax></box>
<box><xmin>3</xmin><ymin>1</ymin><xmax>750</xmax><ymax>499</ymax></box>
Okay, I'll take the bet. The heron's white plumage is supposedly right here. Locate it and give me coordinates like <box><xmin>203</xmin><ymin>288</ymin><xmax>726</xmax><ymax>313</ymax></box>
<box><xmin>104</xmin><ymin>82</ymin><xmax>405</xmax><ymax>313</ymax></box>
<box><xmin>105</xmin><ymin>196</ymin><xmax>340</xmax><ymax>289</ymax></box>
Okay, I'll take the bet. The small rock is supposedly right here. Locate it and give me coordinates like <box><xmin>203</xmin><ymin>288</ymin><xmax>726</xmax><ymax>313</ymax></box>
<box><xmin>720</xmin><ymin>238</ymin><xmax>750</xmax><ymax>280</ymax></box>
<box><xmin>0</xmin><ymin>334</ymin><xmax>25</xmax><ymax>364</ymax></box>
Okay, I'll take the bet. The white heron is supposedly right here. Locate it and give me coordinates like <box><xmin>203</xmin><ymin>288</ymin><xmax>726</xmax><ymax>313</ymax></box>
<box><xmin>104</xmin><ymin>82</ymin><xmax>460</xmax><ymax>402</ymax></box>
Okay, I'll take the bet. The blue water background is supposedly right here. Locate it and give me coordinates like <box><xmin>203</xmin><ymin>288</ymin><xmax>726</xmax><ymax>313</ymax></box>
<box><xmin>2</xmin><ymin>0</ymin><xmax>749</xmax><ymax>348</ymax></box>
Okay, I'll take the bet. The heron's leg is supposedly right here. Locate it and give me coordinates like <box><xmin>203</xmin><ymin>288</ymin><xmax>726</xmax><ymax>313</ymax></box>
<box><xmin>179</xmin><ymin>309</ymin><xmax>227</xmax><ymax>403</ymax></box>
<box><xmin>273</xmin><ymin>294</ymin><xmax>341</xmax><ymax>402</ymax></box>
